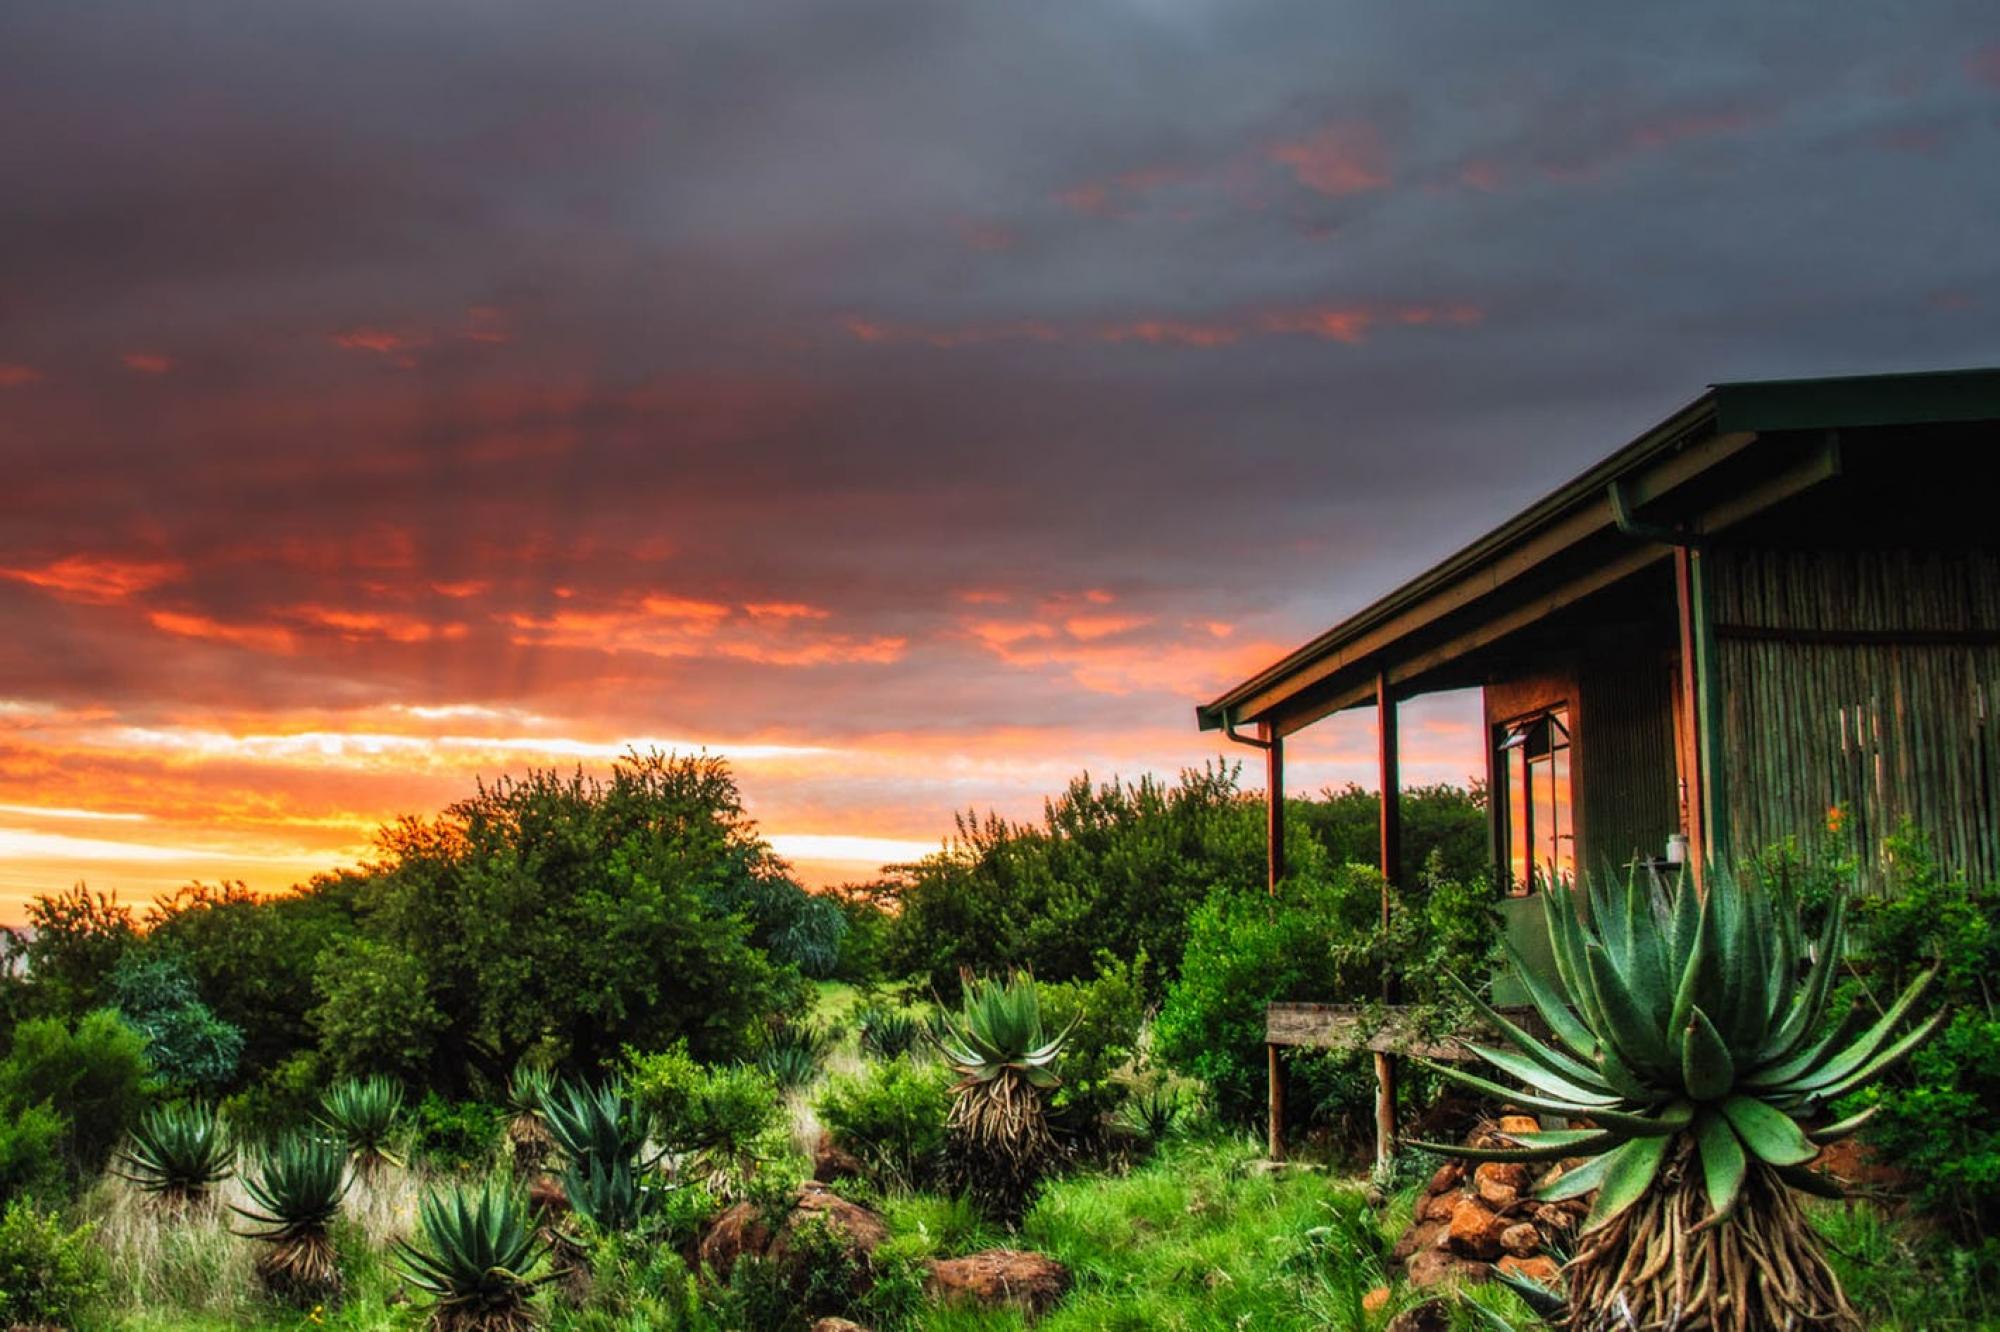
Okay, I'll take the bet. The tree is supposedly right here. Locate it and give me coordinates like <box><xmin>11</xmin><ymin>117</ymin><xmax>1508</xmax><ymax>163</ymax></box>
<box><xmin>21</xmin><ymin>887</ymin><xmax>136</xmax><ymax>1019</ymax></box>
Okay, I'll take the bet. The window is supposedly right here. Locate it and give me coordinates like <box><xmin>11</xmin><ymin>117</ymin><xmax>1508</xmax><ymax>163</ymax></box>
<box><xmin>1499</xmin><ymin>706</ymin><xmax>1572</xmax><ymax>895</ymax></box>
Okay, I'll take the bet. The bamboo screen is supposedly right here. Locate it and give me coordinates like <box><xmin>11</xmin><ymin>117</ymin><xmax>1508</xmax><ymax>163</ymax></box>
<box><xmin>1710</xmin><ymin>547</ymin><xmax>2000</xmax><ymax>892</ymax></box>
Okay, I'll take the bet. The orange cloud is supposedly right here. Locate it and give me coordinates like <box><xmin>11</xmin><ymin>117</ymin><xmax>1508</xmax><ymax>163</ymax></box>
<box><xmin>463</xmin><ymin>306</ymin><xmax>512</xmax><ymax>343</ymax></box>
<box><xmin>147</xmin><ymin>611</ymin><xmax>299</xmax><ymax>654</ymax></box>
<box><xmin>0</xmin><ymin>364</ymin><xmax>43</xmax><ymax>388</ymax></box>
<box><xmin>329</xmin><ymin>327</ymin><xmax>429</xmax><ymax>359</ymax></box>
<box><xmin>121</xmin><ymin>352</ymin><xmax>174</xmax><ymax>374</ymax></box>
<box><xmin>1268</xmin><ymin>124</ymin><xmax>1390</xmax><ymax>196</ymax></box>
<box><xmin>1063</xmin><ymin>614</ymin><xmax>1151</xmax><ymax>640</ymax></box>
<box><xmin>288</xmin><ymin>606</ymin><xmax>468</xmax><ymax>643</ymax></box>
<box><xmin>745</xmin><ymin>602</ymin><xmax>831</xmax><ymax>620</ymax></box>
<box><xmin>1098</xmin><ymin>319</ymin><xmax>1243</xmax><ymax>348</ymax></box>
<box><xmin>1</xmin><ymin>554</ymin><xmax>183</xmax><ymax>604</ymax></box>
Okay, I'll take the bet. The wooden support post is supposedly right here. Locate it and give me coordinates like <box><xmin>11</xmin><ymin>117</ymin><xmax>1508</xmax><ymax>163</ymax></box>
<box><xmin>1268</xmin><ymin>1043</ymin><xmax>1286</xmax><ymax>1162</ymax></box>
<box><xmin>1375</xmin><ymin>674</ymin><xmax>1401</xmax><ymax>1167</ymax></box>
<box><xmin>1263</xmin><ymin>721</ymin><xmax>1286</xmax><ymax>1160</ymax></box>
<box><xmin>1674</xmin><ymin>546</ymin><xmax>1709</xmax><ymax>891</ymax></box>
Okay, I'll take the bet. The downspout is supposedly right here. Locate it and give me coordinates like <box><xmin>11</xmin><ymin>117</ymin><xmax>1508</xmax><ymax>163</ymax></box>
<box><xmin>1607</xmin><ymin>480</ymin><xmax>1723</xmax><ymax>887</ymax></box>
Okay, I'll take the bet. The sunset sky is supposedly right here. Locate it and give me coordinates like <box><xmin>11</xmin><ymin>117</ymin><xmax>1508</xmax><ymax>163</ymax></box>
<box><xmin>3</xmin><ymin>4</ymin><xmax>1998</xmax><ymax>920</ymax></box>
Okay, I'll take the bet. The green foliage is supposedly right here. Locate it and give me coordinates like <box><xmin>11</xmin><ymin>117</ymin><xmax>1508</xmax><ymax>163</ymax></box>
<box><xmin>114</xmin><ymin>1101</ymin><xmax>234</xmax><ymax>1204</ymax></box>
<box><xmin>814</xmin><ymin>1057</ymin><xmax>954</xmax><ymax>1187</ymax></box>
<box><xmin>394</xmin><ymin>1178</ymin><xmax>550</xmax><ymax>1327</ymax></box>
<box><xmin>1119</xmin><ymin>1082</ymin><xmax>1184</xmax><ymax>1144</ymax></box>
<box><xmin>110</xmin><ymin>950</ymin><xmax>246</xmax><ymax>1093</ymax></box>
<box><xmin>20</xmin><ymin>885</ymin><xmax>137</xmax><ymax>1017</ymax></box>
<box><xmin>1039</xmin><ymin>951</ymin><xmax>1148</xmax><ymax>1128</ymax></box>
<box><xmin>318</xmin><ymin>1075</ymin><xmax>404</xmax><ymax>1173</ymax></box>
<box><xmin>310</xmin><ymin>934</ymin><xmax>447</xmax><ymax>1084</ymax></box>
<box><xmin>542</xmin><ymin>1079</ymin><xmax>659</xmax><ymax>1232</ymax></box>
<box><xmin>0</xmin><ymin>1100</ymin><xmax>65</xmax><ymax>1203</ymax></box>
<box><xmin>145</xmin><ymin>877</ymin><xmax>365</xmax><ymax>1080</ymax></box>
<box><xmin>627</xmin><ymin>1048</ymin><xmax>782</xmax><ymax>1182</ymax></box>
<box><xmin>882</xmin><ymin>768</ymin><xmax>1488</xmax><ymax>1004</ymax></box>
<box><xmin>1814</xmin><ymin>825</ymin><xmax>2000</xmax><ymax>1255</ymax></box>
<box><xmin>408</xmin><ymin>1091</ymin><xmax>504</xmax><ymax>1173</ymax></box>
<box><xmin>753</xmin><ymin>1019</ymin><xmax>832</xmax><ymax>1091</ymax></box>
<box><xmin>0</xmin><ymin>1007</ymin><xmax>152</xmax><ymax>1174</ymax></box>
<box><xmin>219</xmin><ymin>1049</ymin><xmax>325</xmax><ymax>1146</ymax></box>
<box><xmin>352</xmin><ymin>752</ymin><xmax>793</xmax><ymax>1086</ymax></box>
<box><xmin>857</xmin><ymin>1006</ymin><xmax>925</xmax><ymax>1061</ymax></box>
<box><xmin>232</xmin><ymin>1133</ymin><xmax>350</xmax><ymax>1304</ymax></box>
<box><xmin>0</xmin><ymin>1198</ymin><xmax>105</xmax><ymax>1327</ymax></box>
<box><xmin>933</xmin><ymin>972</ymin><xmax>1075</xmax><ymax>1090</ymax></box>
<box><xmin>1422</xmin><ymin>866</ymin><xmax>1938</xmax><ymax>1224</ymax></box>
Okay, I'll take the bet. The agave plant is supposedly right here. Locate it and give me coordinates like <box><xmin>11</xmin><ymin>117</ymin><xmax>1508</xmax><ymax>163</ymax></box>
<box><xmin>932</xmin><ymin>971</ymin><xmax>1078</xmax><ymax>1223</ymax></box>
<box><xmin>114</xmin><ymin>1102</ymin><xmax>234</xmax><ymax>1208</ymax></box>
<box><xmin>1416</xmin><ymin>866</ymin><xmax>1942</xmax><ymax>1330</ymax></box>
<box><xmin>504</xmin><ymin>1064</ymin><xmax>557</xmax><ymax>1174</ymax></box>
<box><xmin>393</xmin><ymin>1179</ymin><xmax>551</xmax><ymax>1332</ymax></box>
<box><xmin>1120</xmin><ymin>1083</ymin><xmax>1184</xmax><ymax>1144</ymax></box>
<box><xmin>318</xmin><ymin>1076</ymin><xmax>404</xmax><ymax>1179</ymax></box>
<box><xmin>232</xmin><ymin>1134</ymin><xmax>349</xmax><ymax>1304</ymax></box>
<box><xmin>859</xmin><ymin>1006</ymin><xmax>924</xmax><ymax>1061</ymax></box>
<box><xmin>540</xmin><ymin>1079</ymin><xmax>661</xmax><ymax>1232</ymax></box>
<box><xmin>755</xmin><ymin>1020</ymin><xmax>832</xmax><ymax>1090</ymax></box>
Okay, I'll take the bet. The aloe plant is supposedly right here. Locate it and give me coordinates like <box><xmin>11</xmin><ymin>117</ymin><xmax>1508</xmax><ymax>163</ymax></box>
<box><xmin>932</xmin><ymin>972</ymin><xmax>1078</xmax><ymax>1223</ymax></box>
<box><xmin>232</xmin><ymin>1134</ymin><xmax>349</xmax><ymax>1304</ymax></box>
<box><xmin>317</xmin><ymin>1076</ymin><xmax>403</xmax><ymax>1178</ymax></box>
<box><xmin>504</xmin><ymin>1064</ymin><xmax>557</xmax><ymax>1174</ymax></box>
<box><xmin>393</xmin><ymin>1179</ymin><xmax>550</xmax><ymax>1331</ymax></box>
<box><xmin>540</xmin><ymin>1079</ymin><xmax>660</xmax><ymax>1231</ymax></box>
<box><xmin>113</xmin><ymin>1102</ymin><xmax>234</xmax><ymax>1207</ymax></box>
<box><xmin>1417</xmin><ymin>866</ymin><xmax>1941</xmax><ymax>1330</ymax></box>
<box><xmin>859</xmin><ymin>1006</ymin><xmax>924</xmax><ymax>1060</ymax></box>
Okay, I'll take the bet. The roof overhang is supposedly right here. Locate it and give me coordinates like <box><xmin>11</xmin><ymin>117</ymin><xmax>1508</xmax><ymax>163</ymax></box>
<box><xmin>1195</xmin><ymin>367</ymin><xmax>2000</xmax><ymax>739</ymax></box>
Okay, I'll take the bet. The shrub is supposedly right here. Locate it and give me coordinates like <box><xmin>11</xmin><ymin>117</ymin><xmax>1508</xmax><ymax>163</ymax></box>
<box><xmin>0</xmin><ymin>1198</ymin><xmax>105</xmax><ymax>1327</ymax></box>
<box><xmin>219</xmin><ymin>1049</ymin><xmax>324</xmax><ymax>1146</ymax></box>
<box><xmin>109</xmin><ymin>950</ymin><xmax>245</xmax><ymax>1093</ymax></box>
<box><xmin>1039</xmin><ymin>951</ymin><xmax>1148</xmax><ymax>1130</ymax></box>
<box><xmin>857</xmin><ymin>1006</ymin><xmax>924</xmax><ymax>1061</ymax></box>
<box><xmin>814</xmin><ymin>1057</ymin><xmax>953</xmax><ymax>1187</ymax></box>
<box><xmin>0</xmin><ymin>1008</ymin><xmax>152</xmax><ymax>1174</ymax></box>
<box><xmin>310</xmin><ymin>935</ymin><xmax>446</xmax><ymax>1084</ymax></box>
<box><xmin>0</xmin><ymin>1102</ymin><xmax>65</xmax><ymax>1203</ymax></box>
<box><xmin>626</xmin><ymin>1047</ymin><xmax>783</xmax><ymax>1189</ymax></box>
<box><xmin>407</xmin><ymin>1092</ymin><xmax>503</xmax><ymax>1173</ymax></box>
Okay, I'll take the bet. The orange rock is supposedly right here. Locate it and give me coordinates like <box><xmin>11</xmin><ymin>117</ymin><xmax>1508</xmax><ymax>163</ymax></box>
<box><xmin>1497</xmin><ymin>1115</ymin><xmax>1541</xmax><ymax>1137</ymax></box>
<box><xmin>927</xmin><ymin>1249</ymin><xmax>1070</xmax><ymax>1318</ymax></box>
<box><xmin>1428</xmin><ymin>1161</ymin><xmax>1464</xmax><ymax>1194</ymax></box>
<box><xmin>1499</xmin><ymin>1254</ymin><xmax>1561</xmax><ymax>1285</ymax></box>
<box><xmin>1391</xmin><ymin>1219</ymin><xmax>1441</xmax><ymax>1263</ymax></box>
<box><xmin>1406</xmin><ymin>1247</ymin><xmax>1491</xmax><ymax>1288</ymax></box>
<box><xmin>1421</xmin><ymin>1192</ymin><xmax>1458</xmax><ymax>1223</ymax></box>
<box><xmin>1473</xmin><ymin>1161</ymin><xmax>1530</xmax><ymax>1209</ymax></box>
<box><xmin>1447</xmin><ymin>1197</ymin><xmax>1506</xmax><ymax>1260</ymax></box>
<box><xmin>1363</xmin><ymin>1285</ymin><xmax>1392</xmax><ymax>1313</ymax></box>
<box><xmin>1499</xmin><ymin>1222</ymin><xmax>1541</xmax><ymax>1257</ymax></box>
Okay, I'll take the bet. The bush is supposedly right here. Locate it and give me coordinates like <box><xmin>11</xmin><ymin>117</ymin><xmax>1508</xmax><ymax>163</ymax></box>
<box><xmin>110</xmin><ymin>950</ymin><xmax>245</xmax><ymax>1093</ymax></box>
<box><xmin>0</xmin><ymin>1009</ymin><xmax>152</xmax><ymax>1174</ymax></box>
<box><xmin>0</xmin><ymin>1103</ymin><xmax>65</xmax><ymax>1204</ymax></box>
<box><xmin>1154</xmin><ymin>859</ymin><xmax>1496</xmax><ymax>1139</ymax></box>
<box><xmin>219</xmin><ymin>1050</ymin><xmax>325</xmax><ymax>1146</ymax></box>
<box><xmin>406</xmin><ymin>1092</ymin><xmax>502</xmax><ymax>1173</ymax></box>
<box><xmin>0</xmin><ymin>1198</ymin><xmax>105</xmax><ymax>1326</ymax></box>
<box><xmin>626</xmin><ymin>1047</ymin><xmax>783</xmax><ymax>1186</ymax></box>
<box><xmin>815</xmin><ymin>1057</ymin><xmax>953</xmax><ymax>1187</ymax></box>
<box><xmin>1039</xmin><ymin>951</ymin><xmax>1148</xmax><ymax>1130</ymax></box>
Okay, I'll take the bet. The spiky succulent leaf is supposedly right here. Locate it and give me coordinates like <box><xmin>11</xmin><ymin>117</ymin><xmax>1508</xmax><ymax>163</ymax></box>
<box><xmin>1680</xmin><ymin>1007</ymin><xmax>1735</xmax><ymax>1102</ymax></box>
<box><xmin>1694</xmin><ymin>1108</ymin><xmax>1747</xmax><ymax>1219</ymax></box>
<box><xmin>115</xmin><ymin>1102</ymin><xmax>234</xmax><ymax>1200</ymax></box>
<box><xmin>234</xmin><ymin>1135</ymin><xmax>348</xmax><ymax>1239</ymax></box>
<box><xmin>1583</xmin><ymin>1134</ymin><xmax>1673</xmax><ymax>1232</ymax></box>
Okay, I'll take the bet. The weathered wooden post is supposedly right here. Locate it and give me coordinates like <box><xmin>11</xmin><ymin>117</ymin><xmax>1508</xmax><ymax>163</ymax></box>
<box><xmin>1375</xmin><ymin>674</ymin><xmax>1401</xmax><ymax>1168</ymax></box>
<box><xmin>1264</xmin><ymin>720</ymin><xmax>1287</xmax><ymax>1161</ymax></box>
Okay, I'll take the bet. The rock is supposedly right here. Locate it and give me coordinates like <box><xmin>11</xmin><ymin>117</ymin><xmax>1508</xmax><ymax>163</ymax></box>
<box><xmin>1533</xmin><ymin>1203</ymin><xmax>1574</xmax><ymax>1231</ymax></box>
<box><xmin>927</xmin><ymin>1249</ymin><xmax>1070</xmax><ymax>1319</ymax></box>
<box><xmin>1497</xmin><ymin>1115</ymin><xmax>1541</xmax><ymax>1138</ymax></box>
<box><xmin>1427</xmin><ymin>1161</ymin><xmax>1464</xmax><ymax>1194</ymax></box>
<box><xmin>1407</xmin><ymin>1246</ymin><xmax>1491</xmax><ymax>1287</ymax></box>
<box><xmin>1391</xmin><ymin>1219</ymin><xmax>1441</xmax><ymax>1264</ymax></box>
<box><xmin>811</xmin><ymin>1321</ymin><xmax>872</xmax><ymax>1332</ymax></box>
<box><xmin>1420</xmin><ymin>1192</ymin><xmax>1458</xmax><ymax>1223</ymax></box>
<box><xmin>1447</xmin><ymin>1197</ymin><xmax>1506</xmax><ymax>1260</ymax></box>
<box><xmin>1499</xmin><ymin>1222</ymin><xmax>1542</xmax><ymax>1258</ymax></box>
<box><xmin>814</xmin><ymin>1137</ymin><xmax>867</xmax><ymax>1183</ymax></box>
<box><xmin>1499</xmin><ymin>1254</ymin><xmax>1562</xmax><ymax>1286</ymax></box>
<box><xmin>1387</xmin><ymin>1297</ymin><xmax>1455</xmax><ymax>1330</ymax></box>
<box><xmin>1363</xmin><ymin>1285</ymin><xmax>1392</xmax><ymax>1314</ymax></box>
<box><xmin>1474</xmin><ymin>1161</ymin><xmax>1531</xmax><ymax>1209</ymax></box>
<box><xmin>699</xmin><ymin>1182</ymin><xmax>889</xmax><ymax>1283</ymax></box>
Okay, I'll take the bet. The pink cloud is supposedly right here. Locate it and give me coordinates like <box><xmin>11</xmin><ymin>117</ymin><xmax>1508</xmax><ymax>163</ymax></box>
<box><xmin>745</xmin><ymin>602</ymin><xmax>831</xmax><ymax>620</ymax></box>
<box><xmin>1267</xmin><ymin>124</ymin><xmax>1390</xmax><ymax>196</ymax></box>
<box><xmin>463</xmin><ymin>306</ymin><xmax>512</xmax><ymax>343</ymax></box>
<box><xmin>147</xmin><ymin>611</ymin><xmax>299</xmax><ymax>655</ymax></box>
<box><xmin>121</xmin><ymin>352</ymin><xmax>174</xmax><ymax>375</ymax></box>
<box><xmin>0</xmin><ymin>363</ymin><xmax>43</xmax><ymax>388</ymax></box>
